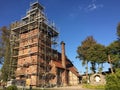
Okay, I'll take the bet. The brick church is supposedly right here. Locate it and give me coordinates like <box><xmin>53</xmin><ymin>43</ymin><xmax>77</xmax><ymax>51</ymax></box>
<box><xmin>10</xmin><ymin>1</ymin><xmax>80</xmax><ymax>87</ymax></box>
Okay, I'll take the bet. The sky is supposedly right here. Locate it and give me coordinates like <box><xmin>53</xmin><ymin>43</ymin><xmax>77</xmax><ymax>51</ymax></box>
<box><xmin>0</xmin><ymin>0</ymin><xmax>120</xmax><ymax>74</ymax></box>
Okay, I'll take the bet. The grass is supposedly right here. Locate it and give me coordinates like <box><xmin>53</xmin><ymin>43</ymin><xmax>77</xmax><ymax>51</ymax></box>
<box><xmin>82</xmin><ymin>84</ymin><xmax>105</xmax><ymax>90</ymax></box>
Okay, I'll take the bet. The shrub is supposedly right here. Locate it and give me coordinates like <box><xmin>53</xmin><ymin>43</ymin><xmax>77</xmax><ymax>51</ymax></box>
<box><xmin>105</xmin><ymin>69</ymin><xmax>120</xmax><ymax>90</ymax></box>
<box><xmin>6</xmin><ymin>85</ymin><xmax>18</xmax><ymax>90</ymax></box>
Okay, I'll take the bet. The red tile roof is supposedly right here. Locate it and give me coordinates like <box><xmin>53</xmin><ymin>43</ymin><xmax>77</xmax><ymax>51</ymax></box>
<box><xmin>68</xmin><ymin>67</ymin><xmax>80</xmax><ymax>77</ymax></box>
<box><xmin>51</xmin><ymin>60</ymin><xmax>80</xmax><ymax>77</ymax></box>
<box><xmin>52</xmin><ymin>60</ymin><xmax>64</xmax><ymax>69</ymax></box>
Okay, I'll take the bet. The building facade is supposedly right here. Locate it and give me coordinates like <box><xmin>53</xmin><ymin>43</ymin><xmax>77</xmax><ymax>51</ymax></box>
<box><xmin>10</xmin><ymin>1</ymin><xmax>80</xmax><ymax>87</ymax></box>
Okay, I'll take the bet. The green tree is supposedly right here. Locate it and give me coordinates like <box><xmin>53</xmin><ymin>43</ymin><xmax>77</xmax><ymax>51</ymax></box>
<box><xmin>90</xmin><ymin>62</ymin><xmax>96</xmax><ymax>74</ymax></box>
<box><xmin>77</xmin><ymin>36</ymin><xmax>96</xmax><ymax>79</ymax></box>
<box><xmin>0</xmin><ymin>26</ymin><xmax>11</xmax><ymax>81</ymax></box>
<box><xmin>117</xmin><ymin>22</ymin><xmax>120</xmax><ymax>40</ymax></box>
<box><xmin>105</xmin><ymin>21</ymin><xmax>120</xmax><ymax>90</ymax></box>
<box><xmin>106</xmin><ymin>41</ymin><xmax>120</xmax><ymax>72</ymax></box>
<box><xmin>89</xmin><ymin>44</ymin><xmax>107</xmax><ymax>73</ymax></box>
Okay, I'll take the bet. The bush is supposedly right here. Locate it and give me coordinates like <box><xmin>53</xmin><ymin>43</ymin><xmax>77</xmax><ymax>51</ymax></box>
<box><xmin>105</xmin><ymin>69</ymin><xmax>120</xmax><ymax>90</ymax></box>
<box><xmin>6</xmin><ymin>85</ymin><xmax>18</xmax><ymax>90</ymax></box>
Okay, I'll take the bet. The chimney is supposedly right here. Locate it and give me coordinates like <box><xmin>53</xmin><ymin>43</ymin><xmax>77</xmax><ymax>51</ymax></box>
<box><xmin>61</xmin><ymin>41</ymin><xmax>67</xmax><ymax>86</ymax></box>
<box><xmin>61</xmin><ymin>41</ymin><xmax>66</xmax><ymax>68</ymax></box>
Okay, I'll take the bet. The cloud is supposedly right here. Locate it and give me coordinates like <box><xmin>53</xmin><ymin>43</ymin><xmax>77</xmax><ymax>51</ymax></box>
<box><xmin>68</xmin><ymin>0</ymin><xmax>104</xmax><ymax>18</ymax></box>
<box><xmin>87</xmin><ymin>3</ymin><xmax>97</xmax><ymax>11</ymax></box>
<box><xmin>85</xmin><ymin>0</ymin><xmax>104</xmax><ymax>12</ymax></box>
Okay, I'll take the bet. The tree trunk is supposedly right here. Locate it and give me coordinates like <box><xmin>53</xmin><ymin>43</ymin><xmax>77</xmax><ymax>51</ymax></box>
<box><xmin>98</xmin><ymin>63</ymin><xmax>100</xmax><ymax>73</ymax></box>
<box><xmin>86</xmin><ymin>61</ymin><xmax>89</xmax><ymax>83</ymax></box>
<box><xmin>108</xmin><ymin>55</ymin><xmax>114</xmax><ymax>74</ymax></box>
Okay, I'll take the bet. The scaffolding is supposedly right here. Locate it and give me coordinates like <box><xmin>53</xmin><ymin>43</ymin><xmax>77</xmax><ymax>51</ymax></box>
<box><xmin>10</xmin><ymin>1</ymin><xmax>59</xmax><ymax>87</ymax></box>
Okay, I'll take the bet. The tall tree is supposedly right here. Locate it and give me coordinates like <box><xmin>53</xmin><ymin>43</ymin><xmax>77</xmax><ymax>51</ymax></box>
<box><xmin>0</xmin><ymin>26</ymin><xmax>11</xmax><ymax>81</ymax></box>
<box><xmin>87</xmin><ymin>43</ymin><xmax>107</xmax><ymax>73</ymax></box>
<box><xmin>105</xmin><ymin>21</ymin><xmax>120</xmax><ymax>90</ymax></box>
<box><xmin>106</xmin><ymin>41</ymin><xmax>120</xmax><ymax>72</ymax></box>
<box><xmin>77</xmin><ymin>36</ymin><xmax>96</xmax><ymax>80</ymax></box>
<box><xmin>117</xmin><ymin>22</ymin><xmax>120</xmax><ymax>40</ymax></box>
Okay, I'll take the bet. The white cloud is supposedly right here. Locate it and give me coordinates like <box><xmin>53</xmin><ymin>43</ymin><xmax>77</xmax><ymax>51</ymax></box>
<box><xmin>87</xmin><ymin>3</ymin><xmax>97</xmax><ymax>11</ymax></box>
<box><xmin>85</xmin><ymin>0</ymin><xmax>104</xmax><ymax>12</ymax></box>
<box><xmin>69</xmin><ymin>0</ymin><xmax>104</xmax><ymax>18</ymax></box>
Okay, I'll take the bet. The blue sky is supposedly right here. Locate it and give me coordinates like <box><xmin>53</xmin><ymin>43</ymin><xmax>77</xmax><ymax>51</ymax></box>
<box><xmin>0</xmin><ymin>0</ymin><xmax>120</xmax><ymax>74</ymax></box>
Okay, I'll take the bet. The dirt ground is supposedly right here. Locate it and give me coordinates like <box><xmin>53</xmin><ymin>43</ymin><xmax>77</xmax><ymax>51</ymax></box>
<box><xmin>47</xmin><ymin>85</ymin><xmax>94</xmax><ymax>90</ymax></box>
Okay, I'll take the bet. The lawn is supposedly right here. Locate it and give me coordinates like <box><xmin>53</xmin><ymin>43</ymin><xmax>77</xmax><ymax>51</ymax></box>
<box><xmin>82</xmin><ymin>84</ymin><xmax>105</xmax><ymax>90</ymax></box>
